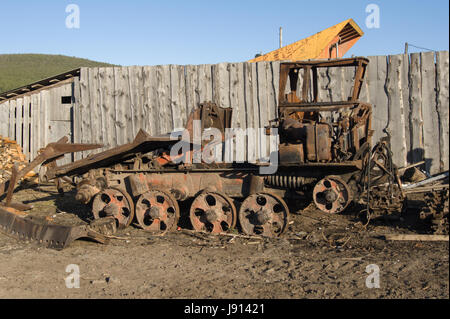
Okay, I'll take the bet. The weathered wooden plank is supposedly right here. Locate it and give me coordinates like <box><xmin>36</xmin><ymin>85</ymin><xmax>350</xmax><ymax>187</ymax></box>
<box><xmin>227</xmin><ymin>63</ymin><xmax>237</xmax><ymax>162</ymax></box>
<box><xmin>128</xmin><ymin>66</ymin><xmax>144</xmax><ymax>136</ymax></box>
<box><xmin>197</xmin><ymin>64</ymin><xmax>213</xmax><ymax>104</ymax></box>
<box><xmin>79</xmin><ymin>68</ymin><xmax>92</xmax><ymax>157</ymax></box>
<box><xmin>95</xmin><ymin>68</ymin><xmax>107</xmax><ymax>152</ymax></box>
<box><xmin>420</xmin><ymin>51</ymin><xmax>440</xmax><ymax>174</ymax></box>
<box><xmin>9</xmin><ymin>99</ymin><xmax>15</xmax><ymax>139</ymax></box>
<box><xmin>0</xmin><ymin>102</ymin><xmax>5</xmax><ymax>136</ymax></box>
<box><xmin>3</xmin><ymin>102</ymin><xmax>9</xmax><ymax>136</ymax></box>
<box><xmin>87</xmin><ymin>68</ymin><xmax>103</xmax><ymax>147</ymax></box>
<box><xmin>249</xmin><ymin>62</ymin><xmax>260</xmax><ymax>163</ymax></box>
<box><xmin>436</xmin><ymin>51</ymin><xmax>449</xmax><ymax>171</ymax></box>
<box><xmin>257</xmin><ymin>62</ymin><xmax>269</xmax><ymax>161</ymax></box>
<box><xmin>142</xmin><ymin>66</ymin><xmax>158</xmax><ymax>136</ymax></box>
<box><xmin>408</xmin><ymin>53</ymin><xmax>424</xmax><ymax>165</ymax></box>
<box><xmin>155</xmin><ymin>65</ymin><xmax>172</xmax><ymax>134</ymax></box>
<box><xmin>113</xmin><ymin>67</ymin><xmax>131</xmax><ymax>145</ymax></box>
<box><xmin>243</xmin><ymin>62</ymin><xmax>256</xmax><ymax>163</ymax></box>
<box><xmin>100</xmin><ymin>68</ymin><xmax>117</xmax><ymax>150</ymax></box>
<box><xmin>185</xmin><ymin>65</ymin><xmax>199</xmax><ymax>116</ymax></box>
<box><xmin>72</xmin><ymin>76</ymin><xmax>82</xmax><ymax>160</ymax></box>
<box><xmin>40</xmin><ymin>90</ymin><xmax>49</xmax><ymax>147</ymax></box>
<box><xmin>271</xmin><ymin>61</ymin><xmax>281</xmax><ymax>108</ymax></box>
<box><xmin>266</xmin><ymin>61</ymin><xmax>279</xmax><ymax>163</ymax></box>
<box><xmin>15</xmin><ymin>97</ymin><xmax>23</xmax><ymax>147</ymax></box>
<box><xmin>213</xmin><ymin>62</ymin><xmax>230</xmax><ymax>108</ymax></box>
<box><xmin>212</xmin><ymin>62</ymin><xmax>231</xmax><ymax>162</ymax></box>
<box><xmin>228</xmin><ymin>62</ymin><xmax>246</xmax><ymax>162</ymax></box>
<box><xmin>374</xmin><ymin>56</ymin><xmax>389</xmax><ymax>144</ymax></box>
<box><xmin>31</xmin><ymin>92</ymin><xmax>40</xmax><ymax>160</ymax></box>
<box><xmin>401</xmin><ymin>54</ymin><xmax>411</xmax><ymax>161</ymax></box>
<box><xmin>266</xmin><ymin>62</ymin><xmax>278</xmax><ymax>123</ymax></box>
<box><xmin>0</xmin><ymin>101</ymin><xmax>9</xmax><ymax>137</ymax></box>
<box><xmin>22</xmin><ymin>95</ymin><xmax>30</xmax><ymax>160</ymax></box>
<box><xmin>170</xmin><ymin>65</ymin><xmax>186</xmax><ymax>130</ymax></box>
<box><xmin>386</xmin><ymin>54</ymin><xmax>407</xmax><ymax>167</ymax></box>
<box><xmin>178</xmin><ymin>65</ymin><xmax>188</xmax><ymax>126</ymax></box>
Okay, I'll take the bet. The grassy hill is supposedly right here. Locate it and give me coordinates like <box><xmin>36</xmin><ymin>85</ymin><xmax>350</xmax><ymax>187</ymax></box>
<box><xmin>0</xmin><ymin>54</ymin><xmax>116</xmax><ymax>93</ymax></box>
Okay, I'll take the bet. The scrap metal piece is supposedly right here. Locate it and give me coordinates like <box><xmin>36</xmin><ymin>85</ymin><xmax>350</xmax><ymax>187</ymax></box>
<box><xmin>366</xmin><ymin>184</ymin><xmax>404</xmax><ymax>217</ymax></box>
<box><xmin>0</xmin><ymin>206</ymin><xmax>114</xmax><ymax>250</ymax></box>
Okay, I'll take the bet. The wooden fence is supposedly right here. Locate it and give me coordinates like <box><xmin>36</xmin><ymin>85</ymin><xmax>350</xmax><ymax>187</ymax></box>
<box><xmin>0</xmin><ymin>51</ymin><xmax>448</xmax><ymax>174</ymax></box>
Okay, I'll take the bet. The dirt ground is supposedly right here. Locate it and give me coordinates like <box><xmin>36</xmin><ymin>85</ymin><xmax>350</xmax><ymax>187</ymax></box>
<box><xmin>0</xmin><ymin>183</ymin><xmax>448</xmax><ymax>299</ymax></box>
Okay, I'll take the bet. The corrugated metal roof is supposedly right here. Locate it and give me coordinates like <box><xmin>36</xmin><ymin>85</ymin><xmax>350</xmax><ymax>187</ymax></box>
<box><xmin>249</xmin><ymin>18</ymin><xmax>363</xmax><ymax>62</ymax></box>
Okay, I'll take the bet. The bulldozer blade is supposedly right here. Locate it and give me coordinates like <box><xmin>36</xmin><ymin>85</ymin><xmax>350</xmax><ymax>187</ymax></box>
<box><xmin>0</xmin><ymin>207</ymin><xmax>115</xmax><ymax>250</ymax></box>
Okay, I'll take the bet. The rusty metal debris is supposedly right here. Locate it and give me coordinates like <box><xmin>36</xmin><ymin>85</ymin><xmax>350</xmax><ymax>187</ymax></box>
<box><xmin>0</xmin><ymin>57</ymin><xmax>448</xmax><ymax>249</ymax></box>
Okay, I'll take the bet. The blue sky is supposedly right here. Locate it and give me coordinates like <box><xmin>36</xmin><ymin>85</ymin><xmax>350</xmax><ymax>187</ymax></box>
<box><xmin>0</xmin><ymin>0</ymin><xmax>448</xmax><ymax>66</ymax></box>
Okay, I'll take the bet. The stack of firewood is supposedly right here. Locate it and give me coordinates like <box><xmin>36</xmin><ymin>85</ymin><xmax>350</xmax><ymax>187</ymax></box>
<box><xmin>0</xmin><ymin>135</ymin><xmax>37</xmax><ymax>184</ymax></box>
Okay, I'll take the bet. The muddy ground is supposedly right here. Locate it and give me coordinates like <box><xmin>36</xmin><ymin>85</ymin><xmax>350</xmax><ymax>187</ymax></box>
<box><xmin>0</xmin><ymin>183</ymin><xmax>448</xmax><ymax>299</ymax></box>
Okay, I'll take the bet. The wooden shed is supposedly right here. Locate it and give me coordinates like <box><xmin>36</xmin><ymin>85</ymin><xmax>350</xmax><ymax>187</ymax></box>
<box><xmin>0</xmin><ymin>69</ymin><xmax>80</xmax><ymax>164</ymax></box>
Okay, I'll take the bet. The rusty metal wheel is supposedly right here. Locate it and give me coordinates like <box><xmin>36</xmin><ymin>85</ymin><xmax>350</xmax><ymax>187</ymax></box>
<box><xmin>135</xmin><ymin>189</ymin><xmax>180</xmax><ymax>234</ymax></box>
<box><xmin>313</xmin><ymin>176</ymin><xmax>351</xmax><ymax>214</ymax></box>
<box><xmin>189</xmin><ymin>191</ymin><xmax>237</xmax><ymax>234</ymax></box>
<box><xmin>238</xmin><ymin>192</ymin><xmax>289</xmax><ymax>237</ymax></box>
<box><xmin>92</xmin><ymin>188</ymin><xmax>135</xmax><ymax>229</ymax></box>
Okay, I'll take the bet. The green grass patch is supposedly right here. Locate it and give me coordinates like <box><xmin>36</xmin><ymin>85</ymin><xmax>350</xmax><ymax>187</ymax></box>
<box><xmin>0</xmin><ymin>53</ymin><xmax>116</xmax><ymax>93</ymax></box>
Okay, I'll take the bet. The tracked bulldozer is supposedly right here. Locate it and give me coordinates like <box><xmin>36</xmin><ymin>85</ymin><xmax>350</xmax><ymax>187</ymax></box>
<box><xmin>3</xmin><ymin>57</ymin><xmax>432</xmax><ymax>249</ymax></box>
